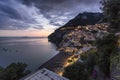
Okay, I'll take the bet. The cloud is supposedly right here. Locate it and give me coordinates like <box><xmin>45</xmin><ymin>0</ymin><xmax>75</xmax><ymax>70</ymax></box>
<box><xmin>0</xmin><ymin>0</ymin><xmax>101</xmax><ymax>30</ymax></box>
<box><xmin>0</xmin><ymin>0</ymin><xmax>50</xmax><ymax>30</ymax></box>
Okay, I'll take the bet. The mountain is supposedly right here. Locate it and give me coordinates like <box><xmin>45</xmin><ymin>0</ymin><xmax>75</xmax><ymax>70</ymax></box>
<box><xmin>48</xmin><ymin>12</ymin><xmax>104</xmax><ymax>46</ymax></box>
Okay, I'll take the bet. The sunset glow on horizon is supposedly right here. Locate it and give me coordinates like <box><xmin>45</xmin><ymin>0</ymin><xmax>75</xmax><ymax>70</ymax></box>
<box><xmin>0</xmin><ymin>29</ymin><xmax>53</xmax><ymax>37</ymax></box>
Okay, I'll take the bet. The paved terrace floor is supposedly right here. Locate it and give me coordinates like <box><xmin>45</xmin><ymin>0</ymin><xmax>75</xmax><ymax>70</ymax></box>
<box><xmin>21</xmin><ymin>68</ymin><xmax>69</xmax><ymax>80</ymax></box>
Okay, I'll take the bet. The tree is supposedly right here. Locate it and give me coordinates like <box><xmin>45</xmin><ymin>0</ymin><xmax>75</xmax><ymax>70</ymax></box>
<box><xmin>0</xmin><ymin>62</ymin><xmax>31</xmax><ymax>80</ymax></box>
<box><xmin>101</xmin><ymin>0</ymin><xmax>120</xmax><ymax>32</ymax></box>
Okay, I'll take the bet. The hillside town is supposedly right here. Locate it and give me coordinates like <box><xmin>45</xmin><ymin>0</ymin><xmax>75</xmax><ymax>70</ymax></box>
<box><xmin>59</xmin><ymin>23</ymin><xmax>108</xmax><ymax>54</ymax></box>
<box><xmin>51</xmin><ymin>23</ymin><xmax>109</xmax><ymax>76</ymax></box>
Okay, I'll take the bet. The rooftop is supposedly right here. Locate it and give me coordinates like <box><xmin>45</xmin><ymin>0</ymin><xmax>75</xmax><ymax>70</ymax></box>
<box><xmin>21</xmin><ymin>68</ymin><xmax>69</xmax><ymax>80</ymax></box>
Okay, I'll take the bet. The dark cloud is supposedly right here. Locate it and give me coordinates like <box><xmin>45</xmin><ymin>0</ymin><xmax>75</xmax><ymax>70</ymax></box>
<box><xmin>0</xmin><ymin>0</ymin><xmax>101</xmax><ymax>30</ymax></box>
<box><xmin>0</xmin><ymin>0</ymin><xmax>45</xmax><ymax>30</ymax></box>
<box><xmin>21</xmin><ymin>0</ymin><xmax>101</xmax><ymax>24</ymax></box>
<box><xmin>0</xmin><ymin>4</ymin><xmax>22</xmax><ymax>20</ymax></box>
<box><xmin>77</xmin><ymin>0</ymin><xmax>101</xmax><ymax>4</ymax></box>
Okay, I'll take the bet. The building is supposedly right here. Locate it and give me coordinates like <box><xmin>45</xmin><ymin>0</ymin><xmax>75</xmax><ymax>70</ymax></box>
<box><xmin>21</xmin><ymin>68</ymin><xmax>69</xmax><ymax>80</ymax></box>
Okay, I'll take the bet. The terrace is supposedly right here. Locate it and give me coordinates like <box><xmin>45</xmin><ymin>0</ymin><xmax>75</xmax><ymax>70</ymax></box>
<box><xmin>21</xmin><ymin>68</ymin><xmax>69</xmax><ymax>80</ymax></box>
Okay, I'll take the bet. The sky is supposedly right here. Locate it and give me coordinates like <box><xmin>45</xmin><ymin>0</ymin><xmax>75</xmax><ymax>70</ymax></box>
<box><xmin>0</xmin><ymin>0</ymin><xmax>101</xmax><ymax>37</ymax></box>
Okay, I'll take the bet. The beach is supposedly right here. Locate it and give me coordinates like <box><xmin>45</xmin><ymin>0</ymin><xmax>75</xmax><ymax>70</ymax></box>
<box><xmin>38</xmin><ymin>51</ymin><xmax>70</xmax><ymax>72</ymax></box>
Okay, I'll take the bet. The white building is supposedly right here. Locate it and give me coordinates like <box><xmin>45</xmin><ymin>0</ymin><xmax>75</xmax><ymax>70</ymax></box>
<box><xmin>21</xmin><ymin>68</ymin><xmax>69</xmax><ymax>80</ymax></box>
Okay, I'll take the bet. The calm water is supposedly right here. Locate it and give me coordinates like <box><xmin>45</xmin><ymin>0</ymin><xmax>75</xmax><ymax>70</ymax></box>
<box><xmin>0</xmin><ymin>37</ymin><xmax>58</xmax><ymax>71</ymax></box>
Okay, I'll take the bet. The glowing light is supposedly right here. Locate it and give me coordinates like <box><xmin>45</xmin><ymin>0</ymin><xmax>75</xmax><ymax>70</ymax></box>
<box><xmin>58</xmin><ymin>71</ymin><xmax>63</xmax><ymax>76</ymax></box>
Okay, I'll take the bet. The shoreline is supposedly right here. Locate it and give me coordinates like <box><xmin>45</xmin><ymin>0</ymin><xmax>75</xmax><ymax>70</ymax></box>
<box><xmin>38</xmin><ymin>51</ymin><xmax>70</xmax><ymax>72</ymax></box>
<box><xmin>21</xmin><ymin>51</ymin><xmax>70</xmax><ymax>80</ymax></box>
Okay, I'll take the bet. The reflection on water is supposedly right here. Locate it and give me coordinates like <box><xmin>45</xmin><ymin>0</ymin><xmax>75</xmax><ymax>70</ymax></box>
<box><xmin>0</xmin><ymin>37</ymin><xmax>58</xmax><ymax>71</ymax></box>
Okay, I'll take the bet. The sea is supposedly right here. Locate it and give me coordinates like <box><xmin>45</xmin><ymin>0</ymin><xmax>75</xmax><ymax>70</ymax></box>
<box><xmin>0</xmin><ymin>37</ymin><xmax>59</xmax><ymax>71</ymax></box>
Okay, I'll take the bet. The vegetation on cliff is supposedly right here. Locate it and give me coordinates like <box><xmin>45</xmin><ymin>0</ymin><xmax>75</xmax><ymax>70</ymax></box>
<box><xmin>101</xmin><ymin>0</ymin><xmax>120</xmax><ymax>79</ymax></box>
<box><xmin>101</xmin><ymin>0</ymin><xmax>120</xmax><ymax>33</ymax></box>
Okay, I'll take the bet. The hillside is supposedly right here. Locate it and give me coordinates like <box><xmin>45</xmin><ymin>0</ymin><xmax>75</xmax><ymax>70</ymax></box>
<box><xmin>48</xmin><ymin>11</ymin><xmax>120</xmax><ymax>80</ymax></box>
<box><xmin>48</xmin><ymin>12</ymin><xmax>104</xmax><ymax>46</ymax></box>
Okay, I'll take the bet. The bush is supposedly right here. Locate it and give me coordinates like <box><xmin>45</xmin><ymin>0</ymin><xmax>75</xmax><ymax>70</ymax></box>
<box><xmin>63</xmin><ymin>62</ymin><xmax>89</xmax><ymax>80</ymax></box>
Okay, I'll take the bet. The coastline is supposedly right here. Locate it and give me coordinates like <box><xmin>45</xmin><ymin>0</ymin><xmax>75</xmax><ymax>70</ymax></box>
<box><xmin>38</xmin><ymin>51</ymin><xmax>70</xmax><ymax>72</ymax></box>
